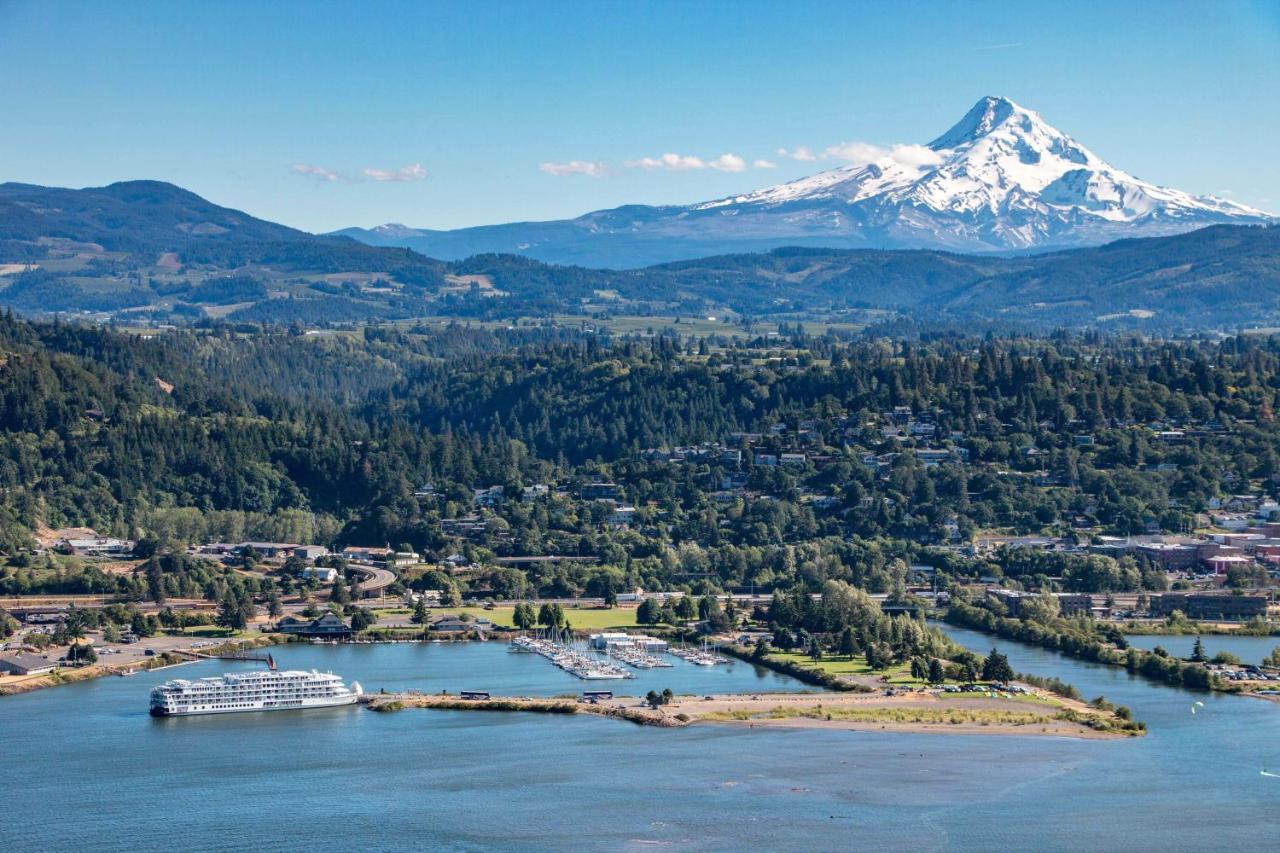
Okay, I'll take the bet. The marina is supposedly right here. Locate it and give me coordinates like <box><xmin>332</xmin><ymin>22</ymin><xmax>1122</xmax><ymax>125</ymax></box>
<box><xmin>668</xmin><ymin>643</ymin><xmax>731</xmax><ymax>666</ymax></box>
<box><xmin>588</xmin><ymin>632</ymin><xmax>674</xmax><ymax>669</ymax></box>
<box><xmin>510</xmin><ymin>634</ymin><xmax>634</xmax><ymax>680</ymax></box>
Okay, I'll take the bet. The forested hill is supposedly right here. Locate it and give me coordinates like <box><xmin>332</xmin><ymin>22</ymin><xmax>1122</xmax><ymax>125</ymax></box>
<box><xmin>4</xmin><ymin>314</ymin><xmax>1280</xmax><ymax>596</ymax></box>
<box><xmin>0</xmin><ymin>180</ymin><xmax>309</xmax><ymax>251</ymax></box>
<box><xmin>0</xmin><ymin>179</ymin><xmax>1277</xmax><ymax>328</ymax></box>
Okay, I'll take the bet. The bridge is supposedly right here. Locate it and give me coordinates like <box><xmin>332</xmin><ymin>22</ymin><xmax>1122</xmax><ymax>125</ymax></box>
<box><xmin>348</xmin><ymin>564</ymin><xmax>397</xmax><ymax>598</ymax></box>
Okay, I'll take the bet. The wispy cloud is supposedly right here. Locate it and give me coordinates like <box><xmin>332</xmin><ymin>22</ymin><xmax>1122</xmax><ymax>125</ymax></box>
<box><xmin>625</xmin><ymin>152</ymin><xmax>709</xmax><ymax>171</ymax></box>
<box><xmin>973</xmin><ymin>42</ymin><xmax>1022</xmax><ymax>51</ymax></box>
<box><xmin>777</xmin><ymin>145</ymin><xmax>817</xmax><ymax>162</ymax></box>
<box><xmin>362</xmin><ymin>163</ymin><xmax>428</xmax><ymax>182</ymax></box>
<box><xmin>290</xmin><ymin>162</ymin><xmax>428</xmax><ymax>183</ymax></box>
<box><xmin>778</xmin><ymin>141</ymin><xmax>943</xmax><ymax>171</ymax></box>
<box><xmin>291</xmin><ymin>163</ymin><xmax>339</xmax><ymax>182</ymax></box>
<box><xmin>539</xmin><ymin>160</ymin><xmax>609</xmax><ymax>177</ymax></box>
<box><xmin>539</xmin><ymin>152</ymin><xmax>772</xmax><ymax>177</ymax></box>
<box><xmin>622</xmin><ymin>152</ymin><xmax>760</xmax><ymax>173</ymax></box>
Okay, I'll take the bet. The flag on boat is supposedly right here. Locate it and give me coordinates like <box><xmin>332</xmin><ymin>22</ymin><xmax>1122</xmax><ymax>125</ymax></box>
<box><xmin>268</xmin><ymin>653</ymin><xmax>276</xmax><ymax>670</ymax></box>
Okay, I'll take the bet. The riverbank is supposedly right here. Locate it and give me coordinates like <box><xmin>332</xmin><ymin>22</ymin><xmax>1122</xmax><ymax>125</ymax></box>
<box><xmin>0</xmin><ymin>634</ymin><xmax>286</xmax><ymax>696</ymax></box>
<box><xmin>362</xmin><ymin>688</ymin><xmax>1140</xmax><ymax>738</ymax></box>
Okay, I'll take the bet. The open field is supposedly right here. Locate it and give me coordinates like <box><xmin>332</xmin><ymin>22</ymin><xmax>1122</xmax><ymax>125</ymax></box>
<box><xmin>445</xmin><ymin>605</ymin><xmax>644</xmax><ymax>631</ymax></box>
<box><xmin>764</xmin><ymin>650</ymin><xmax>920</xmax><ymax>685</ymax></box>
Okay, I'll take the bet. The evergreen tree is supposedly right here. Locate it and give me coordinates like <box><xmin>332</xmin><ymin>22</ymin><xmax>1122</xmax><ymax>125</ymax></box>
<box><xmin>981</xmin><ymin>648</ymin><xmax>1014</xmax><ymax>684</ymax></box>
<box><xmin>411</xmin><ymin>596</ymin><xmax>429</xmax><ymax>625</ymax></box>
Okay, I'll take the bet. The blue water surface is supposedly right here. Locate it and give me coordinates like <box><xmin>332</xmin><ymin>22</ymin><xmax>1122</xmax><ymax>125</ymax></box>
<box><xmin>1</xmin><ymin>634</ymin><xmax>1277</xmax><ymax>851</ymax></box>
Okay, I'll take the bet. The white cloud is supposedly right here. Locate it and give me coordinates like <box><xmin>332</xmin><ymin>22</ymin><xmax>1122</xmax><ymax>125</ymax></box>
<box><xmin>779</xmin><ymin>141</ymin><xmax>944</xmax><ymax>171</ymax></box>
<box><xmin>362</xmin><ymin>163</ymin><xmax>428</xmax><ymax>182</ymax></box>
<box><xmin>708</xmin><ymin>153</ymin><xmax>747</xmax><ymax>172</ymax></box>
<box><xmin>777</xmin><ymin>146</ymin><xmax>817</xmax><ymax>162</ymax></box>
<box><xmin>882</xmin><ymin>143</ymin><xmax>945</xmax><ymax>169</ymax></box>
<box><xmin>291</xmin><ymin>163</ymin><xmax>338</xmax><ymax>182</ymax></box>
<box><xmin>753</xmin><ymin>159</ymin><xmax>777</xmax><ymax>169</ymax></box>
<box><xmin>623</xmin><ymin>151</ymin><xmax>760</xmax><ymax>173</ymax></box>
<box><xmin>625</xmin><ymin>152</ymin><xmax>708</xmax><ymax>171</ymax></box>
<box><xmin>539</xmin><ymin>160</ymin><xmax>609</xmax><ymax>177</ymax></box>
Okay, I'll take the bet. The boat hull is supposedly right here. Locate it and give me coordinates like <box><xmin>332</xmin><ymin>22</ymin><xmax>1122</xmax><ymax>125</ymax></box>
<box><xmin>150</xmin><ymin>694</ymin><xmax>358</xmax><ymax>717</ymax></box>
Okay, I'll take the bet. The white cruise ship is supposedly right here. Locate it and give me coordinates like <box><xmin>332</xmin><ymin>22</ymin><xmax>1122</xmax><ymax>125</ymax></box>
<box><xmin>149</xmin><ymin>668</ymin><xmax>362</xmax><ymax>717</ymax></box>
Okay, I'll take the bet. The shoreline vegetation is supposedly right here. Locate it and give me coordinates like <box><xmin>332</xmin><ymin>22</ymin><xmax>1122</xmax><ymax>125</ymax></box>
<box><xmin>361</xmin><ymin>689</ymin><xmax>1142</xmax><ymax>738</ymax></box>
<box><xmin>946</xmin><ymin>601</ymin><xmax>1236</xmax><ymax>693</ymax></box>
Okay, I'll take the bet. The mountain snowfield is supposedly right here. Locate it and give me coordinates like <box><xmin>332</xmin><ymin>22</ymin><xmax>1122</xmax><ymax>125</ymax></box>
<box><xmin>338</xmin><ymin>96</ymin><xmax>1274</xmax><ymax>267</ymax></box>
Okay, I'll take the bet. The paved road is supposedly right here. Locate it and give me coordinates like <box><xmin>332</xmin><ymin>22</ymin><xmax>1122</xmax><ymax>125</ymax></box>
<box><xmin>349</xmin><ymin>564</ymin><xmax>397</xmax><ymax>597</ymax></box>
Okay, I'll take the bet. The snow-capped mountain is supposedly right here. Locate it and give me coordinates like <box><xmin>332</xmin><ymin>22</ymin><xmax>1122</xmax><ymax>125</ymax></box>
<box><xmin>336</xmin><ymin>96</ymin><xmax>1273</xmax><ymax>267</ymax></box>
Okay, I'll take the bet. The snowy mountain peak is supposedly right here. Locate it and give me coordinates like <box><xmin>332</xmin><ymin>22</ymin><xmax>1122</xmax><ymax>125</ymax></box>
<box><xmin>929</xmin><ymin>94</ymin><xmax>1023</xmax><ymax>149</ymax></box>
<box><xmin>692</xmin><ymin>96</ymin><xmax>1271</xmax><ymax>250</ymax></box>
<box><xmin>342</xmin><ymin>97</ymin><xmax>1274</xmax><ymax>267</ymax></box>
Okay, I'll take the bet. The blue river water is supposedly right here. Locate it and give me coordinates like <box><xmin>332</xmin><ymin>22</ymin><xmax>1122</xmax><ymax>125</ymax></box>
<box><xmin>1</xmin><ymin>634</ymin><xmax>1277</xmax><ymax>851</ymax></box>
<box><xmin>1122</xmin><ymin>632</ymin><xmax>1280</xmax><ymax>665</ymax></box>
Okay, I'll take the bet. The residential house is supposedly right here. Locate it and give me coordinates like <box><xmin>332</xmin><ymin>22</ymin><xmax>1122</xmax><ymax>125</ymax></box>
<box><xmin>474</xmin><ymin>485</ymin><xmax>505</xmax><ymax>509</ymax></box>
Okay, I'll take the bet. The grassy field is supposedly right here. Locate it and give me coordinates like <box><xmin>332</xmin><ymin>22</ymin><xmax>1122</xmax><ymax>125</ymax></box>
<box><xmin>765</xmin><ymin>651</ymin><xmax>920</xmax><ymax>685</ymax></box>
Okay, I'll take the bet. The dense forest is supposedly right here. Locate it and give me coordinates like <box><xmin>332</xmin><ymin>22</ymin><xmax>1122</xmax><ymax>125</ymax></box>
<box><xmin>3</xmin><ymin>314</ymin><xmax>1280</xmax><ymax>602</ymax></box>
<box><xmin>2</xmin><ymin>313</ymin><xmax>1280</xmax><ymax>604</ymax></box>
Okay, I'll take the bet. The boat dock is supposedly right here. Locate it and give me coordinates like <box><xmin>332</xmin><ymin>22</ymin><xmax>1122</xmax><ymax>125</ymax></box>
<box><xmin>669</xmin><ymin>646</ymin><xmax>729</xmax><ymax>666</ymax></box>
<box><xmin>510</xmin><ymin>635</ymin><xmax>633</xmax><ymax>680</ymax></box>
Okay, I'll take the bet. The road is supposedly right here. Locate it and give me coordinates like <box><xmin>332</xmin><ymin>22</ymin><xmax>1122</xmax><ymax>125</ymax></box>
<box><xmin>348</xmin><ymin>564</ymin><xmax>397</xmax><ymax>597</ymax></box>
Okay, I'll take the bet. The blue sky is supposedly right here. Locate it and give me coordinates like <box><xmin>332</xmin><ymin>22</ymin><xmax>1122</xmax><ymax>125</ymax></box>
<box><xmin>1</xmin><ymin>0</ymin><xmax>1277</xmax><ymax>232</ymax></box>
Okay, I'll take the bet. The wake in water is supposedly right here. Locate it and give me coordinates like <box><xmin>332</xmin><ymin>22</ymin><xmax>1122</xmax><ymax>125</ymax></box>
<box><xmin>1260</xmin><ymin>770</ymin><xmax>1280</xmax><ymax>778</ymax></box>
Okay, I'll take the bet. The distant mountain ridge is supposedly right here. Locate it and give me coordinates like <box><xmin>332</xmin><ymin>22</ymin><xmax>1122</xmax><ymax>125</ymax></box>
<box><xmin>0</xmin><ymin>177</ymin><xmax>1277</xmax><ymax>330</ymax></box>
<box><xmin>0</xmin><ymin>180</ymin><xmax>311</xmax><ymax>252</ymax></box>
<box><xmin>336</xmin><ymin>96</ymin><xmax>1273</xmax><ymax>267</ymax></box>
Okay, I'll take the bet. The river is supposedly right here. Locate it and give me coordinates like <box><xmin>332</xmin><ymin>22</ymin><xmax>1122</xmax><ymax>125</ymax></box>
<box><xmin>1</xmin><ymin>635</ymin><xmax>1277</xmax><ymax>851</ymax></box>
<box><xmin>1122</xmin><ymin>632</ymin><xmax>1280</xmax><ymax>666</ymax></box>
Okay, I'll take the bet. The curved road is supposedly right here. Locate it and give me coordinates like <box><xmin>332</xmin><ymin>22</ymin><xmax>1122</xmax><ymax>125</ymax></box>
<box><xmin>349</xmin><ymin>564</ymin><xmax>397</xmax><ymax>597</ymax></box>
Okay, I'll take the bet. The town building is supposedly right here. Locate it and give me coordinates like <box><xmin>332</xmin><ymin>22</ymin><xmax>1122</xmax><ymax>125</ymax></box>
<box><xmin>62</xmin><ymin>536</ymin><xmax>135</xmax><ymax>557</ymax></box>
<box><xmin>237</xmin><ymin>542</ymin><xmax>300</xmax><ymax>560</ymax></box>
<box><xmin>1148</xmin><ymin>593</ymin><xmax>1268</xmax><ymax>621</ymax></box>
<box><xmin>581</xmin><ymin>482</ymin><xmax>624</xmax><ymax>501</ymax></box>
<box><xmin>0</xmin><ymin>653</ymin><xmax>57</xmax><ymax>676</ymax></box>
<box><xmin>274</xmin><ymin>613</ymin><xmax>353</xmax><ymax>638</ymax></box>
<box><xmin>341</xmin><ymin>546</ymin><xmax>394</xmax><ymax>565</ymax></box>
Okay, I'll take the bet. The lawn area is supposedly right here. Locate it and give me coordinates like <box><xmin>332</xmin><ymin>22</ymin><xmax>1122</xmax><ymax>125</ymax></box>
<box><xmin>430</xmin><ymin>605</ymin><xmax>644</xmax><ymax>632</ymax></box>
<box><xmin>765</xmin><ymin>651</ymin><xmax>923</xmax><ymax>686</ymax></box>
